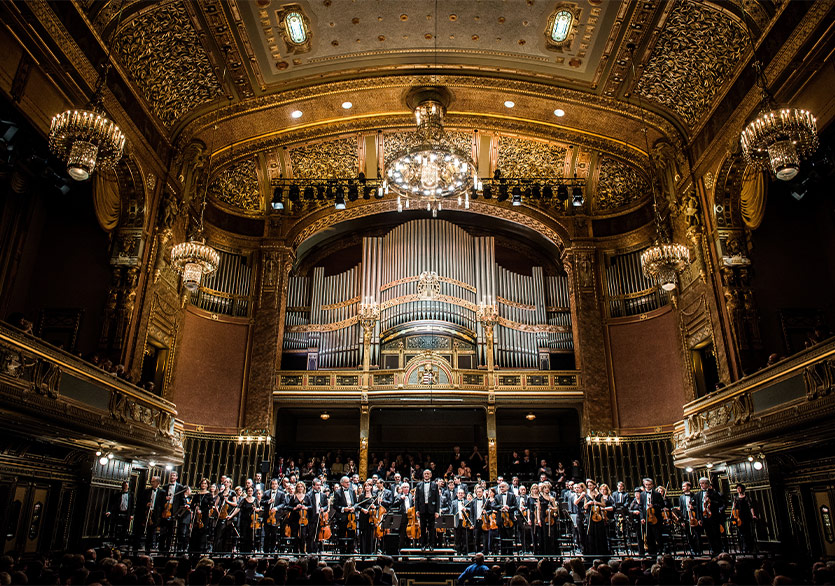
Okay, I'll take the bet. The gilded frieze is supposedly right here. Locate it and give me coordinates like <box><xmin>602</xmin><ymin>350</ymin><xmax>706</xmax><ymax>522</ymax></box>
<box><xmin>496</xmin><ymin>136</ymin><xmax>568</xmax><ymax>178</ymax></box>
<box><xmin>113</xmin><ymin>1</ymin><xmax>222</xmax><ymax>127</ymax></box>
<box><xmin>382</xmin><ymin>131</ymin><xmax>473</xmax><ymax>164</ymax></box>
<box><xmin>635</xmin><ymin>2</ymin><xmax>747</xmax><ymax>126</ymax></box>
<box><xmin>208</xmin><ymin>158</ymin><xmax>261</xmax><ymax>214</ymax></box>
<box><xmin>595</xmin><ymin>156</ymin><xmax>649</xmax><ymax>212</ymax></box>
<box><xmin>290</xmin><ymin>137</ymin><xmax>358</xmax><ymax>179</ymax></box>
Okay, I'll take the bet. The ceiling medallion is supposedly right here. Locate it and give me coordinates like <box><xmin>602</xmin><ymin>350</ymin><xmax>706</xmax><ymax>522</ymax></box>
<box><xmin>385</xmin><ymin>87</ymin><xmax>478</xmax><ymax>218</ymax></box>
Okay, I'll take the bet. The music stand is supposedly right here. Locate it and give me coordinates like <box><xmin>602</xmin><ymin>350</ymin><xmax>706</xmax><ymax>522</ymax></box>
<box><xmin>382</xmin><ymin>514</ymin><xmax>401</xmax><ymax>530</ymax></box>
<box><xmin>437</xmin><ymin>515</ymin><xmax>454</xmax><ymax>530</ymax></box>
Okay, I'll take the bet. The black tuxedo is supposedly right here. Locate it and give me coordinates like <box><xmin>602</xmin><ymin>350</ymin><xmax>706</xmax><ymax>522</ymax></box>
<box><xmin>304</xmin><ymin>490</ymin><xmax>329</xmax><ymax>552</ymax></box>
<box><xmin>333</xmin><ymin>487</ymin><xmax>358</xmax><ymax>553</ymax></box>
<box><xmin>639</xmin><ymin>490</ymin><xmax>666</xmax><ymax>555</ymax></box>
<box><xmin>495</xmin><ymin>491</ymin><xmax>517</xmax><ymax>553</ymax></box>
<box><xmin>695</xmin><ymin>488</ymin><xmax>725</xmax><ymax>554</ymax></box>
<box><xmin>134</xmin><ymin>486</ymin><xmax>164</xmax><ymax>553</ymax></box>
<box><xmin>392</xmin><ymin>492</ymin><xmax>415</xmax><ymax>551</ymax></box>
<box><xmin>159</xmin><ymin>482</ymin><xmax>184</xmax><ymax>553</ymax></box>
<box><xmin>450</xmin><ymin>498</ymin><xmax>472</xmax><ymax>553</ymax></box>
<box><xmin>107</xmin><ymin>490</ymin><xmax>133</xmax><ymax>544</ymax></box>
<box><xmin>415</xmin><ymin>480</ymin><xmax>439</xmax><ymax>548</ymax></box>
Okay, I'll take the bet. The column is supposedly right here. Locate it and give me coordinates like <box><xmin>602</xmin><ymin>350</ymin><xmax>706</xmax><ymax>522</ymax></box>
<box><xmin>486</xmin><ymin>405</ymin><xmax>497</xmax><ymax>482</ymax></box>
<box><xmin>359</xmin><ymin>404</ymin><xmax>370</xmax><ymax>480</ymax></box>
<box><xmin>563</xmin><ymin>245</ymin><xmax>612</xmax><ymax>434</ymax></box>
<box><xmin>242</xmin><ymin>243</ymin><xmax>294</xmax><ymax>434</ymax></box>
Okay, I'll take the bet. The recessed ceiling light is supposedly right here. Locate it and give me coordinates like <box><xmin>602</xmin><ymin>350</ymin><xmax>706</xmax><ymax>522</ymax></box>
<box><xmin>504</xmin><ymin>100</ymin><xmax>515</xmax><ymax>108</ymax></box>
<box><xmin>291</xmin><ymin>110</ymin><xmax>303</xmax><ymax>119</ymax></box>
<box><xmin>342</xmin><ymin>101</ymin><xmax>353</xmax><ymax>109</ymax></box>
<box><xmin>554</xmin><ymin>108</ymin><xmax>565</xmax><ymax>117</ymax></box>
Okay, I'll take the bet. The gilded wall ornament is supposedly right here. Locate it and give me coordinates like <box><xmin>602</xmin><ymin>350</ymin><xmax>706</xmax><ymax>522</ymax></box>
<box><xmin>635</xmin><ymin>1</ymin><xmax>747</xmax><ymax>126</ymax></box>
<box><xmin>496</xmin><ymin>136</ymin><xmax>568</xmax><ymax>178</ymax></box>
<box><xmin>290</xmin><ymin>137</ymin><xmax>358</xmax><ymax>179</ymax></box>
<box><xmin>382</xmin><ymin>130</ymin><xmax>473</xmax><ymax>165</ymax></box>
<box><xmin>113</xmin><ymin>1</ymin><xmax>222</xmax><ymax>127</ymax></box>
<box><xmin>595</xmin><ymin>156</ymin><xmax>649</xmax><ymax>212</ymax></box>
<box><xmin>208</xmin><ymin>158</ymin><xmax>261</xmax><ymax>213</ymax></box>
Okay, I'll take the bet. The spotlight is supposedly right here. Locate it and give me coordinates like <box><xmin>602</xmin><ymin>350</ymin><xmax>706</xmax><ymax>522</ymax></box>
<box><xmin>471</xmin><ymin>186</ymin><xmax>479</xmax><ymax>200</ymax></box>
<box><xmin>317</xmin><ymin>185</ymin><xmax>326</xmax><ymax>200</ymax></box>
<box><xmin>341</xmin><ymin>101</ymin><xmax>353</xmax><ymax>109</ymax></box>
<box><xmin>334</xmin><ymin>186</ymin><xmax>346</xmax><ymax>210</ymax></box>
<box><xmin>482</xmin><ymin>184</ymin><xmax>492</xmax><ymax>199</ymax></box>
<box><xmin>107</xmin><ymin>452</ymin><xmax>114</xmax><ymax>460</ymax></box>
<box><xmin>531</xmin><ymin>184</ymin><xmax>541</xmax><ymax>199</ymax></box>
<box><xmin>374</xmin><ymin>184</ymin><xmax>384</xmax><ymax>199</ymax></box>
<box><xmin>554</xmin><ymin>108</ymin><xmax>565</xmax><ymax>117</ymax></box>
<box><xmin>511</xmin><ymin>186</ymin><xmax>522</xmax><ymax>206</ymax></box>
<box><xmin>289</xmin><ymin>184</ymin><xmax>301</xmax><ymax>202</ymax></box>
<box><xmin>165</xmin><ymin>464</ymin><xmax>173</xmax><ymax>471</ymax></box>
<box><xmin>99</xmin><ymin>456</ymin><xmax>108</xmax><ymax>466</ymax></box>
<box><xmin>542</xmin><ymin>184</ymin><xmax>553</xmax><ymax>199</ymax></box>
<box><xmin>753</xmin><ymin>460</ymin><xmax>764</xmax><ymax>471</ymax></box>
<box><xmin>303</xmin><ymin>185</ymin><xmax>314</xmax><ymax>200</ymax></box>
<box><xmin>572</xmin><ymin>185</ymin><xmax>584</xmax><ymax>207</ymax></box>
<box><xmin>363</xmin><ymin>185</ymin><xmax>373</xmax><ymax>199</ymax></box>
<box><xmin>556</xmin><ymin>184</ymin><xmax>569</xmax><ymax>202</ymax></box>
<box><xmin>271</xmin><ymin>186</ymin><xmax>285</xmax><ymax>210</ymax></box>
<box><xmin>290</xmin><ymin>109</ymin><xmax>303</xmax><ymax>119</ymax></box>
<box><xmin>747</xmin><ymin>455</ymin><xmax>754</xmax><ymax>462</ymax></box>
<box><xmin>347</xmin><ymin>182</ymin><xmax>359</xmax><ymax>202</ymax></box>
<box><xmin>504</xmin><ymin>100</ymin><xmax>515</xmax><ymax>108</ymax></box>
<box><xmin>685</xmin><ymin>466</ymin><xmax>694</xmax><ymax>473</ymax></box>
<box><xmin>149</xmin><ymin>460</ymin><xmax>156</xmax><ymax>468</ymax></box>
<box><xmin>706</xmin><ymin>462</ymin><xmax>714</xmax><ymax>469</ymax></box>
<box><xmin>320</xmin><ymin>411</ymin><xmax>330</xmax><ymax>420</ymax></box>
<box><xmin>95</xmin><ymin>448</ymin><xmax>102</xmax><ymax>457</ymax></box>
<box><xmin>525</xmin><ymin>412</ymin><xmax>536</xmax><ymax>421</ymax></box>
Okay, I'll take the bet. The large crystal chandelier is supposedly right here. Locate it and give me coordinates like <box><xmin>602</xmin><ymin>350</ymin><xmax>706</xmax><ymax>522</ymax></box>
<box><xmin>48</xmin><ymin>69</ymin><xmax>125</xmax><ymax>181</ymax></box>
<box><xmin>385</xmin><ymin>87</ymin><xmax>477</xmax><ymax>218</ymax></box>
<box><xmin>739</xmin><ymin>62</ymin><xmax>818</xmax><ymax>181</ymax></box>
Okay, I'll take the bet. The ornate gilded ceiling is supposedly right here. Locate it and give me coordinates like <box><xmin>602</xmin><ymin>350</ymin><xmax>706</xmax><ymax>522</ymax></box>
<box><xmin>208</xmin><ymin>157</ymin><xmax>261</xmax><ymax>214</ymax></box>
<box><xmin>112</xmin><ymin>1</ymin><xmax>222</xmax><ymax>127</ymax></box>
<box><xmin>635</xmin><ymin>1</ymin><xmax>748</xmax><ymax>127</ymax></box>
<box><xmin>594</xmin><ymin>156</ymin><xmax>649</xmax><ymax>213</ymax></box>
<box><xmin>496</xmin><ymin>135</ymin><xmax>568</xmax><ymax>178</ymax></box>
<box><xmin>290</xmin><ymin>137</ymin><xmax>358</xmax><ymax>179</ymax></box>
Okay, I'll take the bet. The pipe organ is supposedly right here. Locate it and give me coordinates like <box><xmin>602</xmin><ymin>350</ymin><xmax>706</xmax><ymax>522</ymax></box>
<box><xmin>192</xmin><ymin>249</ymin><xmax>252</xmax><ymax>317</ymax></box>
<box><xmin>283</xmin><ymin>219</ymin><xmax>574</xmax><ymax>370</ymax></box>
<box><xmin>604</xmin><ymin>249</ymin><xmax>669</xmax><ymax>318</ymax></box>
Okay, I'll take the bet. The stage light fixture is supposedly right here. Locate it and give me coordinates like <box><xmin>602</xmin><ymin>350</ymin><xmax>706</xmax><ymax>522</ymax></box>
<box><xmin>363</xmin><ymin>185</ymin><xmax>373</xmax><ymax>199</ymax></box>
<box><xmin>347</xmin><ymin>182</ymin><xmax>359</xmax><ymax>202</ymax></box>
<box><xmin>512</xmin><ymin>186</ymin><xmax>522</xmax><ymax>206</ymax></box>
<box><xmin>317</xmin><ymin>185</ymin><xmax>326</xmax><ymax>200</ymax></box>
<box><xmin>525</xmin><ymin>412</ymin><xmax>536</xmax><ymax>421</ymax></box>
<box><xmin>303</xmin><ymin>185</ymin><xmax>314</xmax><ymax>200</ymax></box>
<box><xmin>334</xmin><ymin>186</ymin><xmax>346</xmax><ymax>210</ymax></box>
<box><xmin>556</xmin><ymin>184</ymin><xmax>569</xmax><ymax>202</ymax></box>
<box><xmin>497</xmin><ymin>183</ymin><xmax>508</xmax><ymax>202</ymax></box>
<box><xmin>99</xmin><ymin>456</ymin><xmax>108</xmax><ymax>466</ymax></box>
<box><xmin>531</xmin><ymin>184</ymin><xmax>541</xmax><ymax>199</ymax></box>
<box><xmin>320</xmin><ymin>411</ymin><xmax>330</xmax><ymax>420</ymax></box>
<box><xmin>753</xmin><ymin>460</ymin><xmax>764</xmax><ymax>471</ymax></box>
<box><xmin>572</xmin><ymin>185</ymin><xmax>584</xmax><ymax>207</ymax></box>
<box><xmin>542</xmin><ymin>185</ymin><xmax>553</xmax><ymax>199</ymax></box>
<box><xmin>482</xmin><ymin>184</ymin><xmax>492</xmax><ymax>199</ymax></box>
<box><xmin>289</xmin><ymin>184</ymin><xmax>301</xmax><ymax>202</ymax></box>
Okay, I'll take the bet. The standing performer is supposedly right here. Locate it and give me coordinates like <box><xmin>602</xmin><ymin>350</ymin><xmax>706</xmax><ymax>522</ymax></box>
<box><xmin>415</xmin><ymin>469</ymin><xmax>440</xmax><ymax>551</ymax></box>
<box><xmin>357</xmin><ymin>481</ymin><xmax>377</xmax><ymax>554</ymax></box>
<box><xmin>530</xmin><ymin>483</ymin><xmax>545</xmax><ymax>555</ymax></box>
<box><xmin>305</xmin><ymin>478</ymin><xmax>329</xmax><ymax>553</ymax></box>
<box><xmin>542</xmin><ymin>483</ymin><xmax>560</xmax><ymax>555</ymax></box>
<box><xmin>469</xmin><ymin>485</ymin><xmax>489</xmax><ymax>554</ymax></box>
<box><xmin>450</xmin><ymin>487</ymin><xmax>472</xmax><ymax>554</ymax></box>
<box><xmin>175</xmin><ymin>486</ymin><xmax>193</xmax><ymax>553</ymax></box>
<box><xmin>393</xmin><ymin>482</ymin><xmax>415</xmax><ymax>552</ymax></box>
<box><xmin>696</xmin><ymin>477</ymin><xmax>725</xmax><ymax>555</ymax></box>
<box><xmin>159</xmin><ymin>471</ymin><xmax>184</xmax><ymax>554</ymax></box>
<box><xmin>573</xmin><ymin>483</ymin><xmax>590</xmax><ymax>554</ymax></box>
<box><xmin>679</xmin><ymin>481</ymin><xmax>702</xmax><ymax>556</ymax></box>
<box><xmin>334</xmin><ymin>476</ymin><xmax>358</xmax><ymax>553</ymax></box>
<box><xmin>732</xmin><ymin>484</ymin><xmax>757</xmax><ymax>554</ymax></box>
<box><xmin>284</xmin><ymin>482</ymin><xmax>308</xmax><ymax>553</ymax></box>
<box><xmin>516</xmin><ymin>485</ymin><xmax>532</xmax><ymax>553</ymax></box>
<box><xmin>190</xmin><ymin>479</ymin><xmax>212</xmax><ymax>554</ymax></box>
<box><xmin>585</xmin><ymin>484</ymin><xmax>612</xmax><ymax>557</ymax></box>
<box><xmin>496</xmin><ymin>482</ymin><xmax>517</xmax><ymax>555</ymax></box>
<box><xmin>135</xmin><ymin>476</ymin><xmax>164</xmax><ymax>554</ymax></box>
<box><xmin>261</xmin><ymin>478</ymin><xmax>284</xmax><ymax>553</ymax></box>
<box><xmin>106</xmin><ymin>481</ymin><xmax>133</xmax><ymax>546</ymax></box>
<box><xmin>627</xmin><ymin>488</ymin><xmax>644</xmax><ymax>556</ymax></box>
<box><xmin>639</xmin><ymin>478</ymin><xmax>665</xmax><ymax>556</ymax></box>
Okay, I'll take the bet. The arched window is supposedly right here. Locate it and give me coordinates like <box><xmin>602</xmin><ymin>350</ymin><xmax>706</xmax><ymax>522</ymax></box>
<box><xmin>550</xmin><ymin>10</ymin><xmax>573</xmax><ymax>43</ymax></box>
<box><xmin>284</xmin><ymin>12</ymin><xmax>307</xmax><ymax>45</ymax></box>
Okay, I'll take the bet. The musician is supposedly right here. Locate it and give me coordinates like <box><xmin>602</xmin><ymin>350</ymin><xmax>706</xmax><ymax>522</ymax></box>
<box><xmin>106</xmin><ymin>481</ymin><xmax>133</xmax><ymax>545</ymax></box>
<box><xmin>375</xmin><ymin>478</ymin><xmax>393</xmax><ymax>509</ymax></box>
<box><xmin>437</xmin><ymin>478</ymin><xmax>452</xmax><ymax>513</ymax></box>
<box><xmin>496</xmin><ymin>481</ymin><xmax>517</xmax><ymax>554</ymax></box>
<box><xmin>510</xmin><ymin>477</ymin><xmax>520</xmax><ymax>496</ymax></box>
<box><xmin>450</xmin><ymin>487</ymin><xmax>472</xmax><ymax>554</ymax></box>
<box><xmin>572</xmin><ymin>482</ymin><xmax>590</xmax><ymax>553</ymax></box>
<box><xmin>135</xmin><ymin>476</ymin><xmax>164</xmax><ymax>554</ymax></box>
<box><xmin>468</xmin><ymin>485</ymin><xmax>490</xmax><ymax>554</ymax></box>
<box><xmin>627</xmin><ymin>488</ymin><xmax>644</xmax><ymax>556</ymax></box>
<box><xmin>304</xmin><ymin>478</ymin><xmax>330</xmax><ymax>553</ymax></box>
<box><xmin>516</xmin><ymin>484</ymin><xmax>532</xmax><ymax>553</ymax></box>
<box><xmin>214</xmin><ymin>479</ymin><xmax>238</xmax><ymax>553</ymax></box>
<box><xmin>415</xmin><ymin>469</ymin><xmax>440</xmax><ymax>550</ymax></box>
<box><xmin>393</xmin><ymin>481</ymin><xmax>415</xmax><ymax>552</ymax></box>
<box><xmin>529</xmin><ymin>483</ymin><xmax>544</xmax><ymax>555</ymax></box>
<box><xmin>695</xmin><ymin>477</ymin><xmax>725</xmax><ymax>555</ymax></box>
<box><xmin>541</xmin><ymin>482</ymin><xmax>559</xmax><ymax>555</ymax></box>
<box><xmin>159</xmin><ymin>471</ymin><xmax>184</xmax><ymax>553</ymax></box>
<box><xmin>261</xmin><ymin>478</ymin><xmax>284</xmax><ymax>553</ymax></box>
<box><xmin>483</xmin><ymin>487</ymin><xmax>500</xmax><ymax>554</ymax></box>
<box><xmin>334</xmin><ymin>476</ymin><xmax>358</xmax><ymax>553</ymax></box>
<box><xmin>679</xmin><ymin>481</ymin><xmax>702</xmax><ymax>556</ymax></box>
<box><xmin>732</xmin><ymin>483</ymin><xmax>757</xmax><ymax>553</ymax></box>
<box><xmin>357</xmin><ymin>481</ymin><xmax>377</xmax><ymax>554</ymax></box>
<box><xmin>639</xmin><ymin>478</ymin><xmax>666</xmax><ymax>556</ymax></box>
<box><xmin>283</xmin><ymin>481</ymin><xmax>308</xmax><ymax>553</ymax></box>
<box><xmin>233</xmin><ymin>485</ymin><xmax>261</xmax><ymax>553</ymax></box>
<box><xmin>189</xmin><ymin>479</ymin><xmax>213</xmax><ymax>554</ymax></box>
<box><xmin>174</xmin><ymin>486</ymin><xmax>192</xmax><ymax>553</ymax></box>
<box><xmin>612</xmin><ymin>482</ymin><xmax>630</xmax><ymax>512</ymax></box>
<box><xmin>253</xmin><ymin>472</ymin><xmax>265</xmax><ymax>494</ymax></box>
<box><xmin>585</xmin><ymin>484</ymin><xmax>613</xmax><ymax>557</ymax></box>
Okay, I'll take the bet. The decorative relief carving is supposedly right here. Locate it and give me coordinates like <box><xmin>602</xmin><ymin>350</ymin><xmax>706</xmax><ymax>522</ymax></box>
<box><xmin>497</xmin><ymin>297</ymin><xmax>536</xmax><ymax>311</ymax></box>
<box><xmin>290</xmin><ymin>137</ymin><xmax>358</xmax><ymax>179</ymax></box>
<box><xmin>383</xmin><ymin>131</ymin><xmax>473</xmax><ymax>164</ymax></box>
<box><xmin>804</xmin><ymin>359</ymin><xmax>835</xmax><ymax>400</ymax></box>
<box><xmin>497</xmin><ymin>136</ymin><xmax>567</xmax><ymax>178</ymax></box>
<box><xmin>113</xmin><ymin>1</ymin><xmax>222</xmax><ymax>127</ymax></box>
<box><xmin>682</xmin><ymin>392</ymin><xmax>752</xmax><ymax>443</ymax></box>
<box><xmin>635</xmin><ymin>1</ymin><xmax>747</xmax><ymax>126</ymax></box>
<box><xmin>406</xmin><ymin>336</ymin><xmax>451</xmax><ymax>350</ymax></box>
<box><xmin>0</xmin><ymin>347</ymin><xmax>61</xmax><ymax>399</ymax></box>
<box><xmin>595</xmin><ymin>156</ymin><xmax>649</xmax><ymax>212</ymax></box>
<box><xmin>381</xmin><ymin>274</ymin><xmax>476</xmax><ymax>293</ymax></box>
<box><xmin>109</xmin><ymin>390</ymin><xmax>177</xmax><ymax>442</ymax></box>
<box><xmin>208</xmin><ymin>158</ymin><xmax>261</xmax><ymax>213</ymax></box>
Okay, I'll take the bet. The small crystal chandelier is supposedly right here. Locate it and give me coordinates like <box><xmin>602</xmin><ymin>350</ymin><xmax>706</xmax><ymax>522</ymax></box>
<box><xmin>385</xmin><ymin>87</ymin><xmax>477</xmax><ymax>218</ymax></box>
<box><xmin>737</xmin><ymin>0</ymin><xmax>818</xmax><ymax>182</ymax></box>
<box><xmin>48</xmin><ymin>68</ymin><xmax>125</xmax><ymax>181</ymax></box>
<box><xmin>739</xmin><ymin>63</ymin><xmax>818</xmax><ymax>181</ymax></box>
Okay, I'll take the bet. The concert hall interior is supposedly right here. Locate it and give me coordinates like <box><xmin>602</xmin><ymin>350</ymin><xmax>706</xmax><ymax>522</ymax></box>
<box><xmin>1</xmin><ymin>0</ymin><xmax>835</xmax><ymax>579</ymax></box>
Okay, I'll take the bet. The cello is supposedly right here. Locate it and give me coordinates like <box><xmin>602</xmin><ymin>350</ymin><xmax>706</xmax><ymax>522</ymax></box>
<box><xmin>318</xmin><ymin>494</ymin><xmax>333</xmax><ymax>542</ymax></box>
<box><xmin>406</xmin><ymin>505</ymin><xmax>421</xmax><ymax>540</ymax></box>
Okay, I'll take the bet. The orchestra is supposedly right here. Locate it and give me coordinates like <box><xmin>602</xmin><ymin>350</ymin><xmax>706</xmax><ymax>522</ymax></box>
<box><xmin>118</xmin><ymin>465</ymin><xmax>758</xmax><ymax>558</ymax></box>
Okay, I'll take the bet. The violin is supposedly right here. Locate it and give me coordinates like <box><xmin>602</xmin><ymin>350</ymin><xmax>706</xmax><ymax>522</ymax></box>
<box><xmin>194</xmin><ymin>505</ymin><xmax>204</xmax><ymax>530</ymax></box>
<box><xmin>689</xmin><ymin>507</ymin><xmax>699</xmax><ymax>527</ymax></box>
<box><xmin>460</xmin><ymin>507</ymin><xmax>472</xmax><ymax>529</ymax></box>
<box><xmin>481</xmin><ymin>510</ymin><xmax>497</xmax><ymax>531</ymax></box>
<box><xmin>406</xmin><ymin>506</ymin><xmax>421</xmax><ymax>540</ymax></box>
<box><xmin>300</xmin><ymin>508</ymin><xmax>308</xmax><ymax>527</ymax></box>
<box><xmin>219</xmin><ymin>500</ymin><xmax>230</xmax><ymax>520</ymax></box>
<box><xmin>661</xmin><ymin>508</ymin><xmax>673</xmax><ymax>524</ymax></box>
<box><xmin>374</xmin><ymin>504</ymin><xmax>388</xmax><ymax>539</ymax></box>
<box><xmin>590</xmin><ymin>500</ymin><xmax>604</xmax><ymax>523</ymax></box>
<box><xmin>266</xmin><ymin>506</ymin><xmax>277</xmax><ymax>526</ymax></box>
<box><xmin>731</xmin><ymin>500</ymin><xmax>742</xmax><ymax>527</ymax></box>
<box><xmin>251</xmin><ymin>507</ymin><xmax>261</xmax><ymax>530</ymax></box>
<box><xmin>646</xmin><ymin>504</ymin><xmax>658</xmax><ymax>525</ymax></box>
<box><xmin>161</xmin><ymin>501</ymin><xmax>173</xmax><ymax>520</ymax></box>
<box><xmin>502</xmin><ymin>509</ymin><xmax>514</xmax><ymax>528</ymax></box>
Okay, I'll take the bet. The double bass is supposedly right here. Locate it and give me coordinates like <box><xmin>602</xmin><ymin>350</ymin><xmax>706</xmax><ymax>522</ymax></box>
<box><xmin>317</xmin><ymin>495</ymin><xmax>333</xmax><ymax>542</ymax></box>
<box><xmin>406</xmin><ymin>505</ymin><xmax>421</xmax><ymax>540</ymax></box>
<box><xmin>481</xmin><ymin>509</ymin><xmax>498</xmax><ymax>531</ymax></box>
<box><xmin>374</xmin><ymin>492</ymin><xmax>388</xmax><ymax>540</ymax></box>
